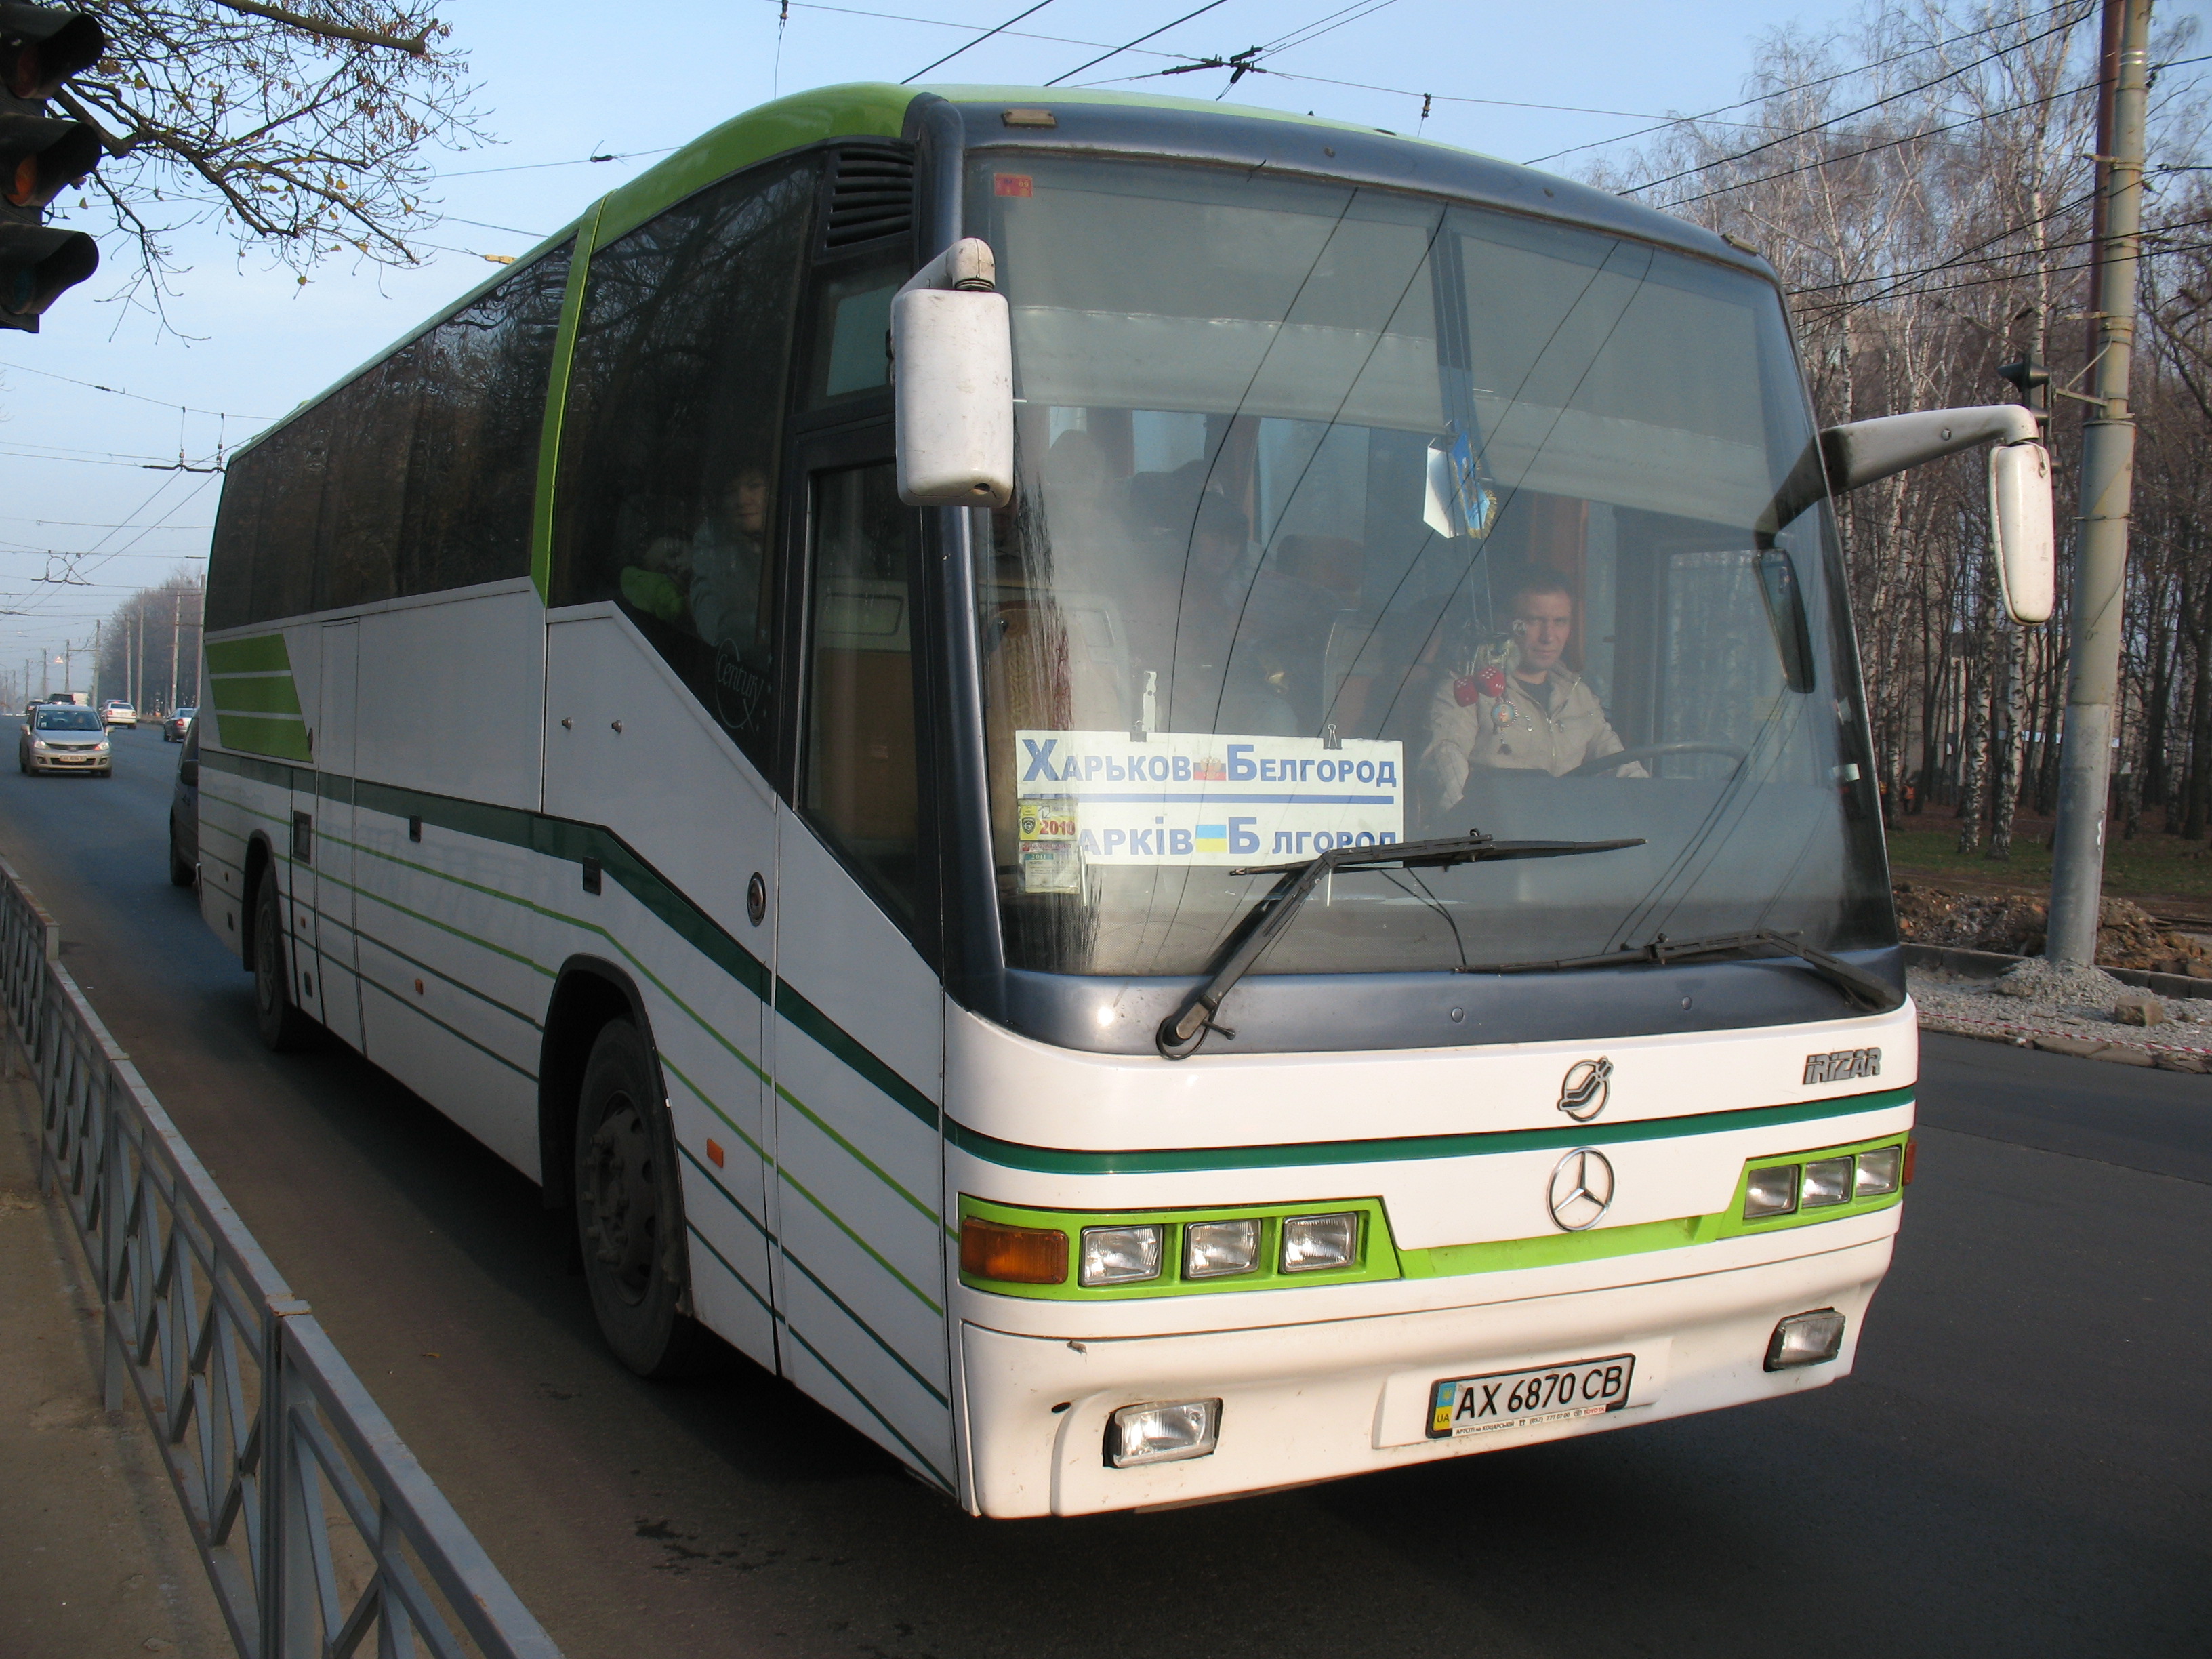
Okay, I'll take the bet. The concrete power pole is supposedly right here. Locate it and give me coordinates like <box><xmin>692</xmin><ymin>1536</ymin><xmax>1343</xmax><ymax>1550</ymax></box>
<box><xmin>2045</xmin><ymin>0</ymin><xmax>2152</xmax><ymax>968</ymax></box>
<box><xmin>170</xmin><ymin>592</ymin><xmax>182</xmax><ymax>712</ymax></box>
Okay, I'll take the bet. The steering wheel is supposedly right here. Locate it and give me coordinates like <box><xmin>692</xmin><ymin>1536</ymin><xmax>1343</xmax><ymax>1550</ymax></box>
<box><xmin>1562</xmin><ymin>742</ymin><xmax>1748</xmax><ymax>779</ymax></box>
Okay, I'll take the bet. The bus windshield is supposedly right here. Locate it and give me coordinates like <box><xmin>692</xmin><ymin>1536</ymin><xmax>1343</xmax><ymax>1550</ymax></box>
<box><xmin>970</xmin><ymin>153</ymin><xmax>1891</xmax><ymax>979</ymax></box>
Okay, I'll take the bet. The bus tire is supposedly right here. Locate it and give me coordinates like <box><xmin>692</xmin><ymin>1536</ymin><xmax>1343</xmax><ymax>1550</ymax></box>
<box><xmin>574</xmin><ymin>1019</ymin><xmax>708</xmax><ymax>1380</ymax></box>
<box><xmin>250</xmin><ymin>868</ymin><xmax>317</xmax><ymax>1052</ymax></box>
<box><xmin>168</xmin><ymin>819</ymin><xmax>193</xmax><ymax>887</ymax></box>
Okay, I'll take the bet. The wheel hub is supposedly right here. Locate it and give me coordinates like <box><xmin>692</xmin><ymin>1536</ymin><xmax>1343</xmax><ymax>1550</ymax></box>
<box><xmin>583</xmin><ymin>1099</ymin><xmax>658</xmax><ymax>1305</ymax></box>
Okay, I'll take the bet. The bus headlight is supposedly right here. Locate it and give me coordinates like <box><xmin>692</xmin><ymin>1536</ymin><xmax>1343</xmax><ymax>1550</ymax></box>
<box><xmin>1855</xmin><ymin>1145</ymin><xmax>1902</xmax><ymax>1196</ymax></box>
<box><xmin>1183</xmin><ymin>1218</ymin><xmax>1259</xmax><ymax>1279</ymax></box>
<box><xmin>1765</xmin><ymin>1309</ymin><xmax>1847</xmax><ymax>1370</ymax></box>
<box><xmin>1801</xmin><ymin>1156</ymin><xmax>1853</xmax><ymax>1208</ymax></box>
<box><xmin>1105</xmin><ymin>1399</ymin><xmax>1221</xmax><ymax>1467</ymax></box>
<box><xmin>1743</xmin><ymin>1164</ymin><xmax>1799</xmax><ymax>1218</ymax></box>
<box><xmin>1281</xmin><ymin>1211</ymin><xmax>1359</xmax><ymax>1273</ymax></box>
<box><xmin>1080</xmin><ymin>1224</ymin><xmax>1162</xmax><ymax>1286</ymax></box>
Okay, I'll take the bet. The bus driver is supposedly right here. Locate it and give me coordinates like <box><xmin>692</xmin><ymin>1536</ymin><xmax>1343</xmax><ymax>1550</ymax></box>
<box><xmin>1422</xmin><ymin>566</ymin><xmax>1640</xmax><ymax>808</ymax></box>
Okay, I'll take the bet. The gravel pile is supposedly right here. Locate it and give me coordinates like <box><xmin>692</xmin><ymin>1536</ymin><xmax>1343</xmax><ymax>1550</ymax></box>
<box><xmin>1910</xmin><ymin>961</ymin><xmax>2212</xmax><ymax>1073</ymax></box>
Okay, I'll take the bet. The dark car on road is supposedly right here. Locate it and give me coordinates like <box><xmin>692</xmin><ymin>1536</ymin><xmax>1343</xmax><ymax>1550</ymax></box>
<box><xmin>169</xmin><ymin>716</ymin><xmax>200</xmax><ymax>886</ymax></box>
<box><xmin>19</xmin><ymin>703</ymin><xmax>112</xmax><ymax>777</ymax></box>
<box><xmin>164</xmin><ymin>705</ymin><xmax>197</xmax><ymax>743</ymax></box>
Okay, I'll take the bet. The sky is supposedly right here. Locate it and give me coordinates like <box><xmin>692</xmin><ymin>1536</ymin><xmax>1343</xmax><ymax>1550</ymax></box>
<box><xmin>0</xmin><ymin>0</ymin><xmax>2184</xmax><ymax>701</ymax></box>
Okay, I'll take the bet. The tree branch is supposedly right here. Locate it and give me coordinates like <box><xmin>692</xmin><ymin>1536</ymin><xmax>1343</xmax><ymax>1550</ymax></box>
<box><xmin>54</xmin><ymin>87</ymin><xmax>142</xmax><ymax>157</ymax></box>
<box><xmin>207</xmin><ymin>0</ymin><xmax>432</xmax><ymax>56</ymax></box>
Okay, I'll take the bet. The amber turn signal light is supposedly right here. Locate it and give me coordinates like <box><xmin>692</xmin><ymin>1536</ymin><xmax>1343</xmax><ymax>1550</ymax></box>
<box><xmin>1901</xmin><ymin>1136</ymin><xmax>1918</xmax><ymax>1187</ymax></box>
<box><xmin>960</xmin><ymin>1216</ymin><xmax>1069</xmax><ymax>1284</ymax></box>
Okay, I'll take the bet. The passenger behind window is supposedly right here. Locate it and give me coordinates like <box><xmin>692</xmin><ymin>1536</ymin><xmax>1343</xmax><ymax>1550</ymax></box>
<box><xmin>621</xmin><ymin>530</ymin><xmax>693</xmax><ymax>628</ymax></box>
<box><xmin>1166</xmin><ymin>491</ymin><xmax>1304</xmax><ymax>737</ymax></box>
<box><xmin>689</xmin><ymin>466</ymin><xmax>771</xmax><ymax>655</ymax></box>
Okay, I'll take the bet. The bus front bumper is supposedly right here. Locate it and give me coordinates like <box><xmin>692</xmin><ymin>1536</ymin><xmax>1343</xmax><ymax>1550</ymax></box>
<box><xmin>956</xmin><ymin>1231</ymin><xmax>1891</xmax><ymax>1517</ymax></box>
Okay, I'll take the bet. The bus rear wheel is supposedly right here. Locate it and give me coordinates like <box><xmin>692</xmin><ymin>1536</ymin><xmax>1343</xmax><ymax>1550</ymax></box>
<box><xmin>250</xmin><ymin>870</ymin><xmax>316</xmax><ymax>1052</ymax></box>
<box><xmin>575</xmin><ymin>1019</ymin><xmax>708</xmax><ymax>1380</ymax></box>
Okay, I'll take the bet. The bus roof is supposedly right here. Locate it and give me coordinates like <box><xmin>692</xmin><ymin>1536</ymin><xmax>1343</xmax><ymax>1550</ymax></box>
<box><xmin>240</xmin><ymin>81</ymin><xmax>1761</xmax><ymax>455</ymax></box>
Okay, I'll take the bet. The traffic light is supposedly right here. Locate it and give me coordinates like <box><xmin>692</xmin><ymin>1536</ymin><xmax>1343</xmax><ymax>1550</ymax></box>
<box><xmin>0</xmin><ymin>3</ymin><xmax>102</xmax><ymax>333</ymax></box>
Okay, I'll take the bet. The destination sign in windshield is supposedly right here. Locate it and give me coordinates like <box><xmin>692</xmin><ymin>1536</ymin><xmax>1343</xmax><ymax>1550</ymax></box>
<box><xmin>1014</xmin><ymin>729</ymin><xmax>1404</xmax><ymax>889</ymax></box>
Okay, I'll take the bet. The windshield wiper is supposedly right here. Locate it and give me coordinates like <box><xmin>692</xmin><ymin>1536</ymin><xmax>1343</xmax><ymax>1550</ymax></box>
<box><xmin>1157</xmin><ymin>832</ymin><xmax>1645</xmax><ymax>1059</ymax></box>
<box><xmin>1458</xmin><ymin>928</ymin><xmax>1901</xmax><ymax>1012</ymax></box>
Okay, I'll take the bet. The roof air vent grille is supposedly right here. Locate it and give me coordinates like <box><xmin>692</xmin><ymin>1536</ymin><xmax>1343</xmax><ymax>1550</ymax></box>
<box><xmin>824</xmin><ymin>144</ymin><xmax>915</xmax><ymax>249</ymax></box>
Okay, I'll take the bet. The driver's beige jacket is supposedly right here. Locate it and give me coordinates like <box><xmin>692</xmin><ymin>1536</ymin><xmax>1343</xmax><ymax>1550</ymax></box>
<box><xmin>1421</xmin><ymin>663</ymin><xmax>1637</xmax><ymax>806</ymax></box>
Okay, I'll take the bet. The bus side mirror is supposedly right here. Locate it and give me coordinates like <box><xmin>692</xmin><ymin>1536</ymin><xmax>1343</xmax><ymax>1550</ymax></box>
<box><xmin>892</xmin><ymin>237</ymin><xmax>1014</xmax><ymax>508</ymax></box>
<box><xmin>1989</xmin><ymin>441</ymin><xmax>2054</xmax><ymax>624</ymax></box>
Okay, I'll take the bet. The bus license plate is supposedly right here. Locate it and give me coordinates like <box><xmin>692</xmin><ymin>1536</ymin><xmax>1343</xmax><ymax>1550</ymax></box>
<box><xmin>1427</xmin><ymin>1354</ymin><xmax>1636</xmax><ymax>1439</ymax></box>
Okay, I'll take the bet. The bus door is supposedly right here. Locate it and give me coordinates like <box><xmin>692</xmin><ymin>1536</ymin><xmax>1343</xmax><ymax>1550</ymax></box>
<box><xmin>298</xmin><ymin>619</ymin><xmax>363</xmax><ymax>1048</ymax></box>
<box><xmin>770</xmin><ymin>439</ymin><xmax>953</xmax><ymax>1485</ymax></box>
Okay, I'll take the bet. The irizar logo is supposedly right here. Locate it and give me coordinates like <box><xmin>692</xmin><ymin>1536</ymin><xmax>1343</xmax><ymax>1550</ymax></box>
<box><xmin>1803</xmin><ymin>1047</ymin><xmax>1881</xmax><ymax>1086</ymax></box>
<box><xmin>1556</xmin><ymin>1057</ymin><xmax>1613</xmax><ymax>1122</ymax></box>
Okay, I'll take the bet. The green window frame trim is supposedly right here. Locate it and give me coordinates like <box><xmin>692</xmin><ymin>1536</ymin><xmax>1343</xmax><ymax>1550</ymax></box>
<box><xmin>960</xmin><ymin>1133</ymin><xmax>1910</xmax><ymax>1300</ymax></box>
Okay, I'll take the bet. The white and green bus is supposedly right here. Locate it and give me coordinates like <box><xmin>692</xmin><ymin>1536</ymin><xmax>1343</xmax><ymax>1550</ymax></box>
<box><xmin>188</xmin><ymin>83</ymin><xmax>2053</xmax><ymax>1516</ymax></box>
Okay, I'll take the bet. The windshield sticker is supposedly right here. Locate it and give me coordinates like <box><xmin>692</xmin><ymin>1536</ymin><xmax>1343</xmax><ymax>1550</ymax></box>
<box><xmin>1015</xmin><ymin>730</ymin><xmax>1403</xmax><ymax>881</ymax></box>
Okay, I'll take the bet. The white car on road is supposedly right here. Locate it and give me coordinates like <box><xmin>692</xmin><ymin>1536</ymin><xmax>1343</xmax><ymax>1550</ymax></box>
<box><xmin>102</xmin><ymin>699</ymin><xmax>138</xmax><ymax>728</ymax></box>
<box><xmin>20</xmin><ymin>704</ymin><xmax>112</xmax><ymax>776</ymax></box>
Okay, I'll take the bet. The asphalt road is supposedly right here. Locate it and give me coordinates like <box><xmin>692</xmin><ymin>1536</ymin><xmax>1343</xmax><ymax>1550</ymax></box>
<box><xmin>2</xmin><ymin>716</ymin><xmax>2207</xmax><ymax>1659</ymax></box>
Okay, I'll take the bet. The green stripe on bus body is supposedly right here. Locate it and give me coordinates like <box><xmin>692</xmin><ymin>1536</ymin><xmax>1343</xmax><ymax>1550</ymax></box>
<box><xmin>778</xmin><ymin>1320</ymin><xmax>953</xmax><ymax>1490</ymax></box>
<box><xmin>684</xmin><ymin>1209</ymin><xmax>954</xmax><ymax>1488</ymax></box>
<box><xmin>359</xmin><ymin>974</ymin><xmax>538</xmax><ymax>1081</ymax></box>
<box><xmin>676</xmin><ymin>1145</ymin><xmax>950</xmax><ymax>1409</ymax></box>
<box><xmin>774</xmin><ymin>981</ymin><xmax>938</xmax><ymax>1130</ymax></box>
<box><xmin>211</xmin><ymin>713</ymin><xmax>312</xmax><ymax>762</ymax></box>
<box><xmin>197</xmin><ymin>752</ymin><xmax>932</xmax><ymax>1243</ymax></box>
<box><xmin>337</xmin><ymin>907</ymin><xmax>546</xmax><ymax>1030</ymax></box>
<box><xmin>205</xmin><ymin>634</ymin><xmax>293</xmax><ymax>675</ymax></box>
<box><xmin>778</xmin><ymin>1164</ymin><xmax>942</xmax><ymax>1316</ymax></box>
<box><xmin>207</xmin><ymin>676</ymin><xmax>303</xmax><ymax>716</ymax></box>
<box><xmin>943</xmin><ymin>1086</ymin><xmax>1915</xmax><ymax>1176</ymax></box>
<box><xmin>211</xmin><ymin>756</ymin><xmax>887</xmax><ymax>1098</ymax></box>
<box><xmin>686</xmin><ymin>1219</ymin><xmax>775</xmax><ymax>1317</ymax></box>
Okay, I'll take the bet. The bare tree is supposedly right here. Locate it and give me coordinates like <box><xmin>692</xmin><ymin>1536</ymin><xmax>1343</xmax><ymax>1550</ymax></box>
<box><xmin>1589</xmin><ymin>0</ymin><xmax>2209</xmax><ymax>855</ymax></box>
<box><xmin>52</xmin><ymin>0</ymin><xmax>485</xmax><ymax>316</ymax></box>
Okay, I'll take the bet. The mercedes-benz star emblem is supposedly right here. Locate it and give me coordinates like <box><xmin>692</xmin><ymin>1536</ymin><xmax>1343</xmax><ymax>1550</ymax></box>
<box><xmin>1547</xmin><ymin>1148</ymin><xmax>1616</xmax><ymax>1232</ymax></box>
<box><xmin>1557</xmin><ymin>1057</ymin><xmax>1614</xmax><ymax>1122</ymax></box>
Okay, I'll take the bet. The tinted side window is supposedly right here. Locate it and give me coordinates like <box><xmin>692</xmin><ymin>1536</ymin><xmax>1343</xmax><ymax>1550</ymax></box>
<box><xmin>404</xmin><ymin>237</ymin><xmax>573</xmax><ymax>595</ymax></box>
<box><xmin>552</xmin><ymin>163</ymin><xmax>813</xmax><ymax>768</ymax></box>
<box><xmin>205</xmin><ymin>447</ymin><xmax>266</xmax><ymax>632</ymax></box>
<box><xmin>250</xmin><ymin>409</ymin><xmax>326</xmax><ymax>624</ymax></box>
<box><xmin>316</xmin><ymin>354</ymin><xmax>419</xmax><ymax>611</ymax></box>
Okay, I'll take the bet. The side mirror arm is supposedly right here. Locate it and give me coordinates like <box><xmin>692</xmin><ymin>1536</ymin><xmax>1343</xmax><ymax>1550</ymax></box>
<box><xmin>1757</xmin><ymin>403</ymin><xmax>2053</xmax><ymax>625</ymax></box>
<box><xmin>1758</xmin><ymin>404</ymin><xmax>2041</xmax><ymax>539</ymax></box>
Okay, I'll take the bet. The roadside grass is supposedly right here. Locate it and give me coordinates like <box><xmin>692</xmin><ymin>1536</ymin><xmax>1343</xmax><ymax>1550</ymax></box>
<box><xmin>1885</xmin><ymin>825</ymin><xmax>2212</xmax><ymax>903</ymax></box>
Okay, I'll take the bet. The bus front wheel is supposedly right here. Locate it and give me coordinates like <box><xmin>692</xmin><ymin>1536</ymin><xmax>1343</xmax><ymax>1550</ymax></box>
<box><xmin>574</xmin><ymin>1019</ymin><xmax>708</xmax><ymax>1380</ymax></box>
<box><xmin>250</xmin><ymin>871</ymin><xmax>317</xmax><ymax>1052</ymax></box>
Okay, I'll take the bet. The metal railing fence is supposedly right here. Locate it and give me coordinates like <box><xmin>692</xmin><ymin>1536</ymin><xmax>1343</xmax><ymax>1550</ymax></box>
<box><xmin>1</xmin><ymin>855</ymin><xmax>562</xmax><ymax>1659</ymax></box>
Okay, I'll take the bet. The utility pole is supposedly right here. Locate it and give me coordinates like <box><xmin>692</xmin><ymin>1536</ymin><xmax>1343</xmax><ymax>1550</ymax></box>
<box><xmin>169</xmin><ymin>591</ymin><xmax>181</xmax><ymax>712</ymax></box>
<box><xmin>89</xmin><ymin>617</ymin><xmax>99</xmax><ymax>708</ymax></box>
<box><xmin>2046</xmin><ymin>0</ymin><xmax>2151</xmax><ymax>968</ymax></box>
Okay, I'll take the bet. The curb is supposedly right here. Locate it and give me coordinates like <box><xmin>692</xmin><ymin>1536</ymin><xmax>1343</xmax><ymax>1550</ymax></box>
<box><xmin>1917</xmin><ymin>1014</ymin><xmax>2211</xmax><ymax>1073</ymax></box>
